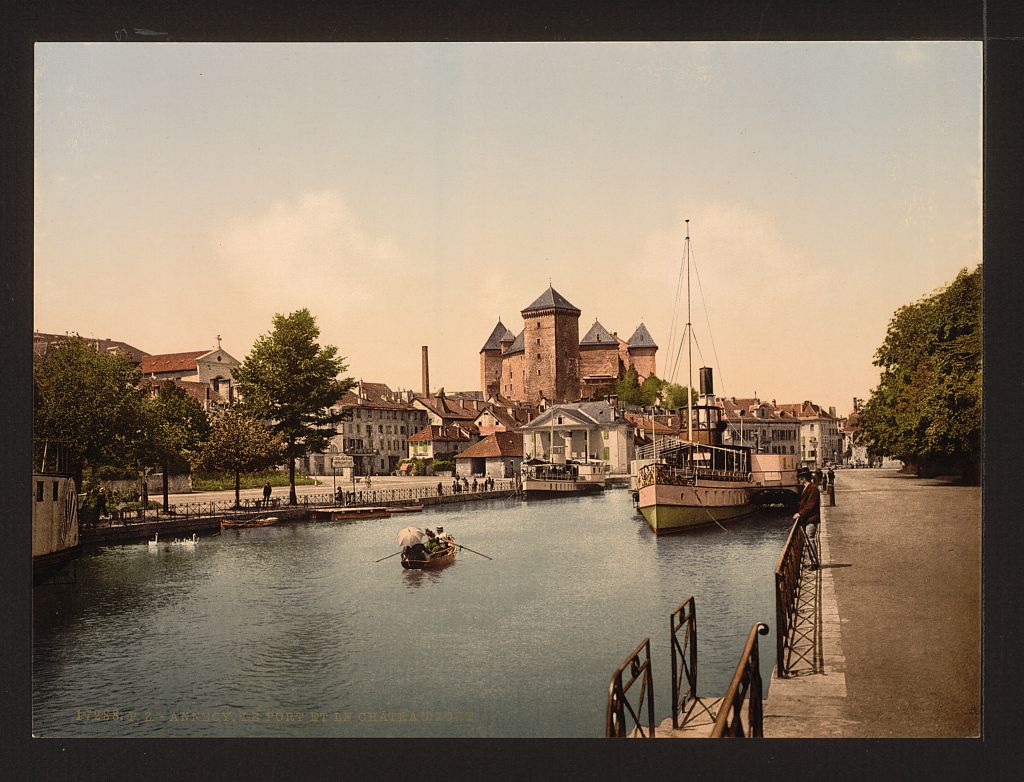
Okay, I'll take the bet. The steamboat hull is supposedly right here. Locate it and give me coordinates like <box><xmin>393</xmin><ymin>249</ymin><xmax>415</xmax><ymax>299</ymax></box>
<box><xmin>523</xmin><ymin>479</ymin><xmax>605</xmax><ymax>500</ymax></box>
<box><xmin>638</xmin><ymin>481</ymin><xmax>754</xmax><ymax>534</ymax></box>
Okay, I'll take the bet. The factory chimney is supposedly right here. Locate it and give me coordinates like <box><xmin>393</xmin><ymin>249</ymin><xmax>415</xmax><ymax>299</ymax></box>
<box><xmin>421</xmin><ymin>346</ymin><xmax>430</xmax><ymax>398</ymax></box>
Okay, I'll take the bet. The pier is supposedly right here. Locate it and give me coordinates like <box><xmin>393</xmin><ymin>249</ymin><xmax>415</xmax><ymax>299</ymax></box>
<box><xmin>607</xmin><ymin>468</ymin><xmax>980</xmax><ymax>739</ymax></box>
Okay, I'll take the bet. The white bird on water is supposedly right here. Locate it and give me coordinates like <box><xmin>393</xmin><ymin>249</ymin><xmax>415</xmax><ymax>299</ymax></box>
<box><xmin>172</xmin><ymin>533</ymin><xmax>198</xmax><ymax>548</ymax></box>
<box><xmin>147</xmin><ymin>532</ymin><xmax>159</xmax><ymax>550</ymax></box>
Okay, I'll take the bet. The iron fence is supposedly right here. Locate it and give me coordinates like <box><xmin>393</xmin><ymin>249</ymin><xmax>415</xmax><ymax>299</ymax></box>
<box><xmin>670</xmin><ymin>597</ymin><xmax>716</xmax><ymax>730</ymax></box>
<box><xmin>709</xmin><ymin>623</ymin><xmax>769</xmax><ymax>738</ymax></box>
<box><xmin>774</xmin><ymin>518</ymin><xmax>806</xmax><ymax>677</ymax></box>
<box><xmin>605</xmin><ymin>637</ymin><xmax>656</xmax><ymax>738</ymax></box>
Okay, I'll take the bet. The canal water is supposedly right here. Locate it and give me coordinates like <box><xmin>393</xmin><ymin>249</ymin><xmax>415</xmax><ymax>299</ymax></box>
<box><xmin>33</xmin><ymin>489</ymin><xmax>792</xmax><ymax>737</ymax></box>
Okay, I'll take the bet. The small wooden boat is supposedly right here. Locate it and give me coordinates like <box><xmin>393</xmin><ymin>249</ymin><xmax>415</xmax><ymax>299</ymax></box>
<box><xmin>222</xmin><ymin>516</ymin><xmax>281</xmax><ymax>529</ymax></box>
<box><xmin>310</xmin><ymin>506</ymin><xmax>391</xmax><ymax>522</ymax></box>
<box><xmin>401</xmin><ymin>536</ymin><xmax>458</xmax><ymax>570</ymax></box>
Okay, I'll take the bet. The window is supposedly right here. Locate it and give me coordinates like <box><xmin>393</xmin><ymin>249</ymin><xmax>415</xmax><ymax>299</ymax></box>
<box><xmin>53</xmin><ymin>481</ymin><xmax>59</xmax><ymax>500</ymax></box>
<box><xmin>36</xmin><ymin>481</ymin><xmax>43</xmax><ymax>502</ymax></box>
<box><xmin>537</xmin><ymin>339</ymin><xmax>540</xmax><ymax>345</ymax></box>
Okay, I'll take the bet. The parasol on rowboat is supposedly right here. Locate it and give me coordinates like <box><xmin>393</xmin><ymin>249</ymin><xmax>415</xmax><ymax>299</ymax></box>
<box><xmin>396</xmin><ymin>527</ymin><xmax>426</xmax><ymax>547</ymax></box>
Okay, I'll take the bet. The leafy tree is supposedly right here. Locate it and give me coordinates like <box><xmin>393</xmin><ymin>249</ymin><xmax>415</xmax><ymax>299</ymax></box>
<box><xmin>233</xmin><ymin>309</ymin><xmax>354</xmax><ymax>504</ymax></box>
<box><xmin>190</xmin><ymin>408</ymin><xmax>285</xmax><ymax>507</ymax></box>
<box><xmin>860</xmin><ymin>265</ymin><xmax>981</xmax><ymax>479</ymax></box>
<box><xmin>639</xmin><ymin>375</ymin><xmax>665</xmax><ymax>407</ymax></box>
<box><xmin>662</xmin><ymin>382</ymin><xmax>697</xmax><ymax>410</ymax></box>
<box><xmin>139</xmin><ymin>382</ymin><xmax>212</xmax><ymax>511</ymax></box>
<box><xmin>33</xmin><ymin>338</ymin><xmax>146</xmax><ymax>486</ymax></box>
<box><xmin>615</xmin><ymin>367</ymin><xmax>643</xmax><ymax>406</ymax></box>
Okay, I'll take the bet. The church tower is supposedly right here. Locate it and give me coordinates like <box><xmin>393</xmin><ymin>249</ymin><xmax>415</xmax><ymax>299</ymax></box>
<box><xmin>521</xmin><ymin>285</ymin><xmax>581</xmax><ymax>403</ymax></box>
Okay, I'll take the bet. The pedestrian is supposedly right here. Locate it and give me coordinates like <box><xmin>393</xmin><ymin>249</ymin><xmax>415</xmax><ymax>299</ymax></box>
<box><xmin>814</xmin><ymin>466</ymin><xmax>824</xmax><ymax>488</ymax></box>
<box><xmin>794</xmin><ymin>473</ymin><xmax>821</xmax><ymax>570</ymax></box>
<box><xmin>96</xmin><ymin>486</ymin><xmax>107</xmax><ymax>524</ymax></box>
<box><xmin>472</xmin><ymin>478</ymin><xmax>478</xmax><ymax>492</ymax></box>
<box><xmin>262</xmin><ymin>481</ymin><xmax>272</xmax><ymax>509</ymax></box>
<box><xmin>827</xmin><ymin>466</ymin><xmax>835</xmax><ymax>489</ymax></box>
<box><xmin>436</xmin><ymin>481</ymin><xmax>443</xmax><ymax>496</ymax></box>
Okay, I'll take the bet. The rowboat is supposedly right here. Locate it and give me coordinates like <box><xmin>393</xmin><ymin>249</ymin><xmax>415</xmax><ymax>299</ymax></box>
<box><xmin>401</xmin><ymin>535</ymin><xmax>458</xmax><ymax>569</ymax></box>
<box><xmin>222</xmin><ymin>515</ymin><xmax>282</xmax><ymax>529</ymax></box>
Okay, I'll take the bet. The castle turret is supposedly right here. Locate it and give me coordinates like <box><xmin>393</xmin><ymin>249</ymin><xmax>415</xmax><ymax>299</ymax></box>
<box><xmin>480</xmin><ymin>319</ymin><xmax>514</xmax><ymax>398</ymax></box>
<box><xmin>626</xmin><ymin>323</ymin><xmax>658</xmax><ymax>381</ymax></box>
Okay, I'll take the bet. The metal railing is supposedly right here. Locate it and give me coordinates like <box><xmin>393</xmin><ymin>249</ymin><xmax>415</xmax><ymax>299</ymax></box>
<box><xmin>669</xmin><ymin>597</ymin><xmax>716</xmax><ymax>730</ymax></box>
<box><xmin>774</xmin><ymin>518</ymin><xmax>818</xmax><ymax>677</ymax></box>
<box><xmin>605</xmin><ymin>638</ymin><xmax>656</xmax><ymax>738</ymax></box>
<box><xmin>709</xmin><ymin>623</ymin><xmax>770</xmax><ymax>738</ymax></box>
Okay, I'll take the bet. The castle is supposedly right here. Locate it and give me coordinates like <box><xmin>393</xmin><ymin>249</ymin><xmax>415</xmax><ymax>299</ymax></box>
<box><xmin>479</xmin><ymin>286</ymin><xmax>657</xmax><ymax>404</ymax></box>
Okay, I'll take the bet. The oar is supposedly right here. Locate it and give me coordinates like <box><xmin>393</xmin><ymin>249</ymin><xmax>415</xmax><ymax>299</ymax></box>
<box><xmin>458</xmin><ymin>544</ymin><xmax>493</xmax><ymax>560</ymax></box>
<box><xmin>374</xmin><ymin>550</ymin><xmax>403</xmax><ymax>563</ymax></box>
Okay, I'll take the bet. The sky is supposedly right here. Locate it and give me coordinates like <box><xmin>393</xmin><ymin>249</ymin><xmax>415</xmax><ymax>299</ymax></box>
<box><xmin>34</xmin><ymin>42</ymin><xmax>982</xmax><ymax>417</ymax></box>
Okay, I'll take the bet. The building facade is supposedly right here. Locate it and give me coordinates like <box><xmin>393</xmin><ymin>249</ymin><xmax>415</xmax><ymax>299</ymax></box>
<box><xmin>520</xmin><ymin>400</ymin><xmax>634</xmax><ymax>474</ymax></box>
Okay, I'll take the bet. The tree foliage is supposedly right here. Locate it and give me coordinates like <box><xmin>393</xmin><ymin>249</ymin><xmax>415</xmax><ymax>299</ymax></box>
<box><xmin>616</xmin><ymin>370</ymin><xmax>694</xmax><ymax>409</ymax></box>
<box><xmin>139</xmin><ymin>382</ymin><xmax>212</xmax><ymax>510</ymax></box>
<box><xmin>859</xmin><ymin>265</ymin><xmax>981</xmax><ymax>478</ymax></box>
<box><xmin>33</xmin><ymin>338</ymin><xmax>146</xmax><ymax>484</ymax></box>
<box><xmin>233</xmin><ymin>309</ymin><xmax>354</xmax><ymax>503</ymax></box>
<box><xmin>191</xmin><ymin>408</ymin><xmax>285</xmax><ymax>506</ymax></box>
<box><xmin>661</xmin><ymin>382</ymin><xmax>697</xmax><ymax>410</ymax></box>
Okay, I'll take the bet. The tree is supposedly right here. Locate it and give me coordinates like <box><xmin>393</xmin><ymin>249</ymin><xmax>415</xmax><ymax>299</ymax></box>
<box><xmin>639</xmin><ymin>375</ymin><xmax>665</xmax><ymax>407</ymax></box>
<box><xmin>140</xmin><ymin>382</ymin><xmax>212</xmax><ymax>512</ymax></box>
<box><xmin>661</xmin><ymin>382</ymin><xmax>697</xmax><ymax>410</ymax></box>
<box><xmin>615</xmin><ymin>367</ymin><xmax>643</xmax><ymax>406</ymax></box>
<box><xmin>33</xmin><ymin>337</ymin><xmax>146</xmax><ymax>486</ymax></box>
<box><xmin>233</xmin><ymin>309</ymin><xmax>354</xmax><ymax>504</ymax></box>
<box><xmin>190</xmin><ymin>408</ymin><xmax>285</xmax><ymax>507</ymax></box>
<box><xmin>860</xmin><ymin>265</ymin><xmax>981</xmax><ymax>479</ymax></box>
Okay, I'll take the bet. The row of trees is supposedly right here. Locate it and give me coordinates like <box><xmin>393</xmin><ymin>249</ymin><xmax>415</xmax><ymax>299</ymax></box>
<box><xmin>33</xmin><ymin>309</ymin><xmax>355</xmax><ymax>507</ymax></box>
<box><xmin>859</xmin><ymin>265</ymin><xmax>981</xmax><ymax>480</ymax></box>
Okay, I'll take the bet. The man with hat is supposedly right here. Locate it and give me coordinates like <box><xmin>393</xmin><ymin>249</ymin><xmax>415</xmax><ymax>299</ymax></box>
<box><xmin>794</xmin><ymin>471</ymin><xmax>821</xmax><ymax>570</ymax></box>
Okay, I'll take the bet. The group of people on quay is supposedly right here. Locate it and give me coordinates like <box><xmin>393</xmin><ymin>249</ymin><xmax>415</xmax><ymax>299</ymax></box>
<box><xmin>437</xmin><ymin>476</ymin><xmax>497</xmax><ymax>495</ymax></box>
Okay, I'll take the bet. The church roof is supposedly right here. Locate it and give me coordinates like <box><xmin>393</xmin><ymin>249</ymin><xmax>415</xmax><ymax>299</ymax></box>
<box><xmin>480</xmin><ymin>320</ymin><xmax>515</xmax><ymax>352</ymax></box>
<box><xmin>627</xmin><ymin>323</ymin><xmax>658</xmax><ymax>349</ymax></box>
<box><xmin>580</xmin><ymin>320</ymin><xmax>616</xmax><ymax>347</ymax></box>
<box><xmin>522</xmin><ymin>285</ymin><xmax>581</xmax><ymax>316</ymax></box>
<box><xmin>504</xmin><ymin>330</ymin><xmax>525</xmax><ymax>355</ymax></box>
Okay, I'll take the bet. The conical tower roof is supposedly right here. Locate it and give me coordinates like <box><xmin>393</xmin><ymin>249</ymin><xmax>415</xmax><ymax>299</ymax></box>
<box><xmin>522</xmin><ymin>285</ymin><xmax>581</xmax><ymax>316</ymax></box>
<box><xmin>480</xmin><ymin>319</ymin><xmax>515</xmax><ymax>352</ymax></box>
<box><xmin>504</xmin><ymin>330</ymin><xmax>525</xmax><ymax>355</ymax></box>
<box><xmin>580</xmin><ymin>319</ymin><xmax>616</xmax><ymax>347</ymax></box>
<box><xmin>627</xmin><ymin>323</ymin><xmax>658</xmax><ymax>349</ymax></box>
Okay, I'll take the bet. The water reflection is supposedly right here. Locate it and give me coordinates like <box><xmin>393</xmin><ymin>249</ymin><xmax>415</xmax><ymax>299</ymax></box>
<box><xmin>34</xmin><ymin>490</ymin><xmax>791</xmax><ymax>737</ymax></box>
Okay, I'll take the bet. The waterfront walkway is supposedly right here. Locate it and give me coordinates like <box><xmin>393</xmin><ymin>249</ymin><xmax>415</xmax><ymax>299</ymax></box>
<box><xmin>762</xmin><ymin>468</ymin><xmax>980</xmax><ymax>737</ymax></box>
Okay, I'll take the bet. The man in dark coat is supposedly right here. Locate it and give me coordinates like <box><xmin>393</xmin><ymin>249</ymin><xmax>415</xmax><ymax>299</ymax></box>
<box><xmin>794</xmin><ymin>473</ymin><xmax>821</xmax><ymax>570</ymax></box>
<box><xmin>262</xmin><ymin>482</ymin><xmax>272</xmax><ymax>508</ymax></box>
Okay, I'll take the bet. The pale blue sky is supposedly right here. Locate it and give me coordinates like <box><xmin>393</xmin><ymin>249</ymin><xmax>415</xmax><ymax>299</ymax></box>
<box><xmin>35</xmin><ymin>42</ymin><xmax>982</xmax><ymax>415</ymax></box>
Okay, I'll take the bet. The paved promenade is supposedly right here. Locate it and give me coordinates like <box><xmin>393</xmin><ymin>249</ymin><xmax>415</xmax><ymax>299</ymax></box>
<box><xmin>763</xmin><ymin>468</ymin><xmax>980</xmax><ymax>737</ymax></box>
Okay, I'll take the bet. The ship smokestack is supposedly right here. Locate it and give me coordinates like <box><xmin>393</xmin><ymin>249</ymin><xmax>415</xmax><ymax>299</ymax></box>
<box><xmin>699</xmin><ymin>366</ymin><xmax>714</xmax><ymax>397</ymax></box>
<box><xmin>422</xmin><ymin>346</ymin><xmax>430</xmax><ymax>398</ymax></box>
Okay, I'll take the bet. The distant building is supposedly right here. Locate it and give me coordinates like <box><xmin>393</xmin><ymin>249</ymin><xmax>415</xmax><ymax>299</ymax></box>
<box><xmin>774</xmin><ymin>400</ymin><xmax>842</xmax><ymax>468</ymax></box>
<box><xmin>479</xmin><ymin>285</ymin><xmax>657</xmax><ymax>405</ymax></box>
<box><xmin>322</xmin><ymin>381</ymin><xmax>428</xmax><ymax>476</ymax></box>
<box><xmin>719</xmin><ymin>397</ymin><xmax>802</xmax><ymax>457</ymax></box>
<box><xmin>454</xmin><ymin>431</ymin><xmax>524</xmax><ymax>479</ymax></box>
<box><xmin>407</xmin><ymin>424</ymin><xmax>477</xmax><ymax>463</ymax></box>
<box><xmin>138</xmin><ymin>340</ymin><xmax>241</xmax><ymax>410</ymax></box>
<box><xmin>520</xmin><ymin>400</ymin><xmax>634</xmax><ymax>473</ymax></box>
<box><xmin>33</xmin><ymin>331</ymin><xmax>149</xmax><ymax>364</ymax></box>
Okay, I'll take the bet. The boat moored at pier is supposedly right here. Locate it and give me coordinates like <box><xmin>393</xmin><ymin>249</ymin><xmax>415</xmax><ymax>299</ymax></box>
<box><xmin>32</xmin><ymin>443</ymin><xmax>80</xmax><ymax>583</ymax></box>
<box><xmin>522</xmin><ymin>459</ymin><xmax>607</xmax><ymax>499</ymax></box>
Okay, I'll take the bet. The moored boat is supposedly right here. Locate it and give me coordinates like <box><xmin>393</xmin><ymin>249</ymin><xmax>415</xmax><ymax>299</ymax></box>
<box><xmin>522</xmin><ymin>459</ymin><xmax>606</xmax><ymax>499</ymax></box>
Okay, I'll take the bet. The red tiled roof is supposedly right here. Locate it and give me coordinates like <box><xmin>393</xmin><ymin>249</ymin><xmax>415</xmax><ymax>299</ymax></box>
<box><xmin>456</xmin><ymin>432</ymin><xmax>523</xmax><ymax>459</ymax></box>
<box><xmin>408</xmin><ymin>425</ymin><xmax>474</xmax><ymax>443</ymax></box>
<box><xmin>138</xmin><ymin>351</ymin><xmax>207</xmax><ymax>375</ymax></box>
<box><xmin>624</xmin><ymin>412</ymin><xmax>675</xmax><ymax>434</ymax></box>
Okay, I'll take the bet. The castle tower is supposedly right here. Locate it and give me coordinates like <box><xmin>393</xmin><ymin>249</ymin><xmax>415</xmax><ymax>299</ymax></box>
<box><xmin>579</xmin><ymin>319</ymin><xmax>620</xmax><ymax>400</ymax></box>
<box><xmin>480</xmin><ymin>319</ymin><xmax>514</xmax><ymax>398</ymax></box>
<box><xmin>626</xmin><ymin>323</ymin><xmax>658</xmax><ymax>381</ymax></box>
<box><xmin>521</xmin><ymin>285</ymin><xmax>581</xmax><ymax>403</ymax></box>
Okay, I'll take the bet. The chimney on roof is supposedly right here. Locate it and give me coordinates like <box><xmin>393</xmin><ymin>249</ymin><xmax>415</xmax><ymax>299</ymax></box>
<box><xmin>772</xmin><ymin>399</ymin><xmax>776</xmax><ymax>406</ymax></box>
<box><xmin>422</xmin><ymin>346</ymin><xmax>430</xmax><ymax>398</ymax></box>
<box><xmin>829</xmin><ymin>406</ymin><xmax>836</xmax><ymax>418</ymax></box>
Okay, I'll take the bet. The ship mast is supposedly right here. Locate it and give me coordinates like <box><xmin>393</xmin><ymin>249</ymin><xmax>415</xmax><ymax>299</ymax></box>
<box><xmin>686</xmin><ymin>219</ymin><xmax>693</xmax><ymax>443</ymax></box>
